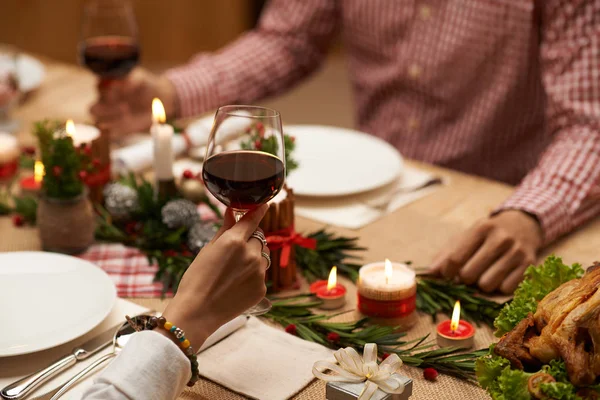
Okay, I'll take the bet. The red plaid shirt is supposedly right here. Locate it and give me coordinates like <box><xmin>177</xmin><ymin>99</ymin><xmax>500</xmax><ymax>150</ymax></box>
<box><xmin>166</xmin><ymin>0</ymin><xmax>600</xmax><ymax>245</ymax></box>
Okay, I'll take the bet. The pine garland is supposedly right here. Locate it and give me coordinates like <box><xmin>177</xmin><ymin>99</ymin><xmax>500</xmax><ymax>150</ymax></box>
<box><xmin>240</xmin><ymin>122</ymin><xmax>298</xmax><ymax>175</ymax></box>
<box><xmin>265</xmin><ymin>294</ymin><xmax>488</xmax><ymax>381</ymax></box>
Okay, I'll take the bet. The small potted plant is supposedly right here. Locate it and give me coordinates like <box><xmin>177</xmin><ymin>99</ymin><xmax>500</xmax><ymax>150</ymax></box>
<box><xmin>35</xmin><ymin>121</ymin><xmax>95</xmax><ymax>254</ymax></box>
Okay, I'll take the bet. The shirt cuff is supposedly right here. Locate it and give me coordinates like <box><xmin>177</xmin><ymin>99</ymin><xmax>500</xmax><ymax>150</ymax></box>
<box><xmin>495</xmin><ymin>185</ymin><xmax>571</xmax><ymax>246</ymax></box>
<box><xmin>164</xmin><ymin>55</ymin><xmax>221</xmax><ymax>118</ymax></box>
<box><xmin>93</xmin><ymin>330</ymin><xmax>191</xmax><ymax>400</ymax></box>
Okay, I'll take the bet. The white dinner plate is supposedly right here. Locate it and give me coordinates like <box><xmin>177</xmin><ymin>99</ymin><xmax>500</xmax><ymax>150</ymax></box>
<box><xmin>285</xmin><ymin>125</ymin><xmax>403</xmax><ymax>197</ymax></box>
<box><xmin>0</xmin><ymin>53</ymin><xmax>46</xmax><ymax>92</ymax></box>
<box><xmin>0</xmin><ymin>252</ymin><xmax>116</xmax><ymax>357</ymax></box>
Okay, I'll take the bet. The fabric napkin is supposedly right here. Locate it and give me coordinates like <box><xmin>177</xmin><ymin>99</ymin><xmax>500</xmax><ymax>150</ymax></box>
<box><xmin>0</xmin><ymin>298</ymin><xmax>148</xmax><ymax>400</ymax></box>
<box><xmin>295</xmin><ymin>165</ymin><xmax>445</xmax><ymax>229</ymax></box>
<box><xmin>197</xmin><ymin>316</ymin><xmax>334</xmax><ymax>400</ymax></box>
<box><xmin>111</xmin><ymin>113</ymin><xmax>251</xmax><ymax>175</ymax></box>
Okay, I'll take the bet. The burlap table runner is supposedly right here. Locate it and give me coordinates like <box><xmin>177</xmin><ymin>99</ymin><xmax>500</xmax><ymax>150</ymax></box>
<box><xmin>0</xmin><ymin>226</ymin><xmax>493</xmax><ymax>400</ymax></box>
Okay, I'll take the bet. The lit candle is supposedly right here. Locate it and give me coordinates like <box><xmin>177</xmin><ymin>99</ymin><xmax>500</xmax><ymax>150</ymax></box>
<box><xmin>436</xmin><ymin>301</ymin><xmax>475</xmax><ymax>349</ymax></box>
<box><xmin>357</xmin><ymin>259</ymin><xmax>418</xmax><ymax>330</ymax></box>
<box><xmin>151</xmin><ymin>98</ymin><xmax>174</xmax><ymax>181</ymax></box>
<box><xmin>309</xmin><ymin>266</ymin><xmax>347</xmax><ymax>310</ymax></box>
<box><xmin>0</xmin><ymin>133</ymin><xmax>19</xmax><ymax>181</ymax></box>
<box><xmin>20</xmin><ymin>160</ymin><xmax>45</xmax><ymax>195</ymax></box>
<box><xmin>65</xmin><ymin>119</ymin><xmax>100</xmax><ymax>147</ymax></box>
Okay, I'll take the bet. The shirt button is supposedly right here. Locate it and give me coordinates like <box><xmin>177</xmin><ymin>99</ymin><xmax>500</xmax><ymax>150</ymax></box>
<box><xmin>408</xmin><ymin>118</ymin><xmax>420</xmax><ymax>130</ymax></box>
<box><xmin>408</xmin><ymin>64</ymin><xmax>422</xmax><ymax>79</ymax></box>
<box><xmin>419</xmin><ymin>5</ymin><xmax>432</xmax><ymax>20</ymax></box>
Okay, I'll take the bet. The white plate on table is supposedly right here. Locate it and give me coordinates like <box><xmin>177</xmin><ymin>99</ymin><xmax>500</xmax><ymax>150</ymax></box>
<box><xmin>0</xmin><ymin>252</ymin><xmax>116</xmax><ymax>357</ymax></box>
<box><xmin>0</xmin><ymin>53</ymin><xmax>45</xmax><ymax>92</ymax></box>
<box><xmin>285</xmin><ymin>125</ymin><xmax>403</xmax><ymax>197</ymax></box>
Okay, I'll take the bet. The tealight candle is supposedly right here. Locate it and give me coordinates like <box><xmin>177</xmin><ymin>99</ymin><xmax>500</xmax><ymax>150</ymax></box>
<box><xmin>0</xmin><ymin>133</ymin><xmax>19</xmax><ymax>181</ymax></box>
<box><xmin>65</xmin><ymin>120</ymin><xmax>100</xmax><ymax>147</ymax></box>
<box><xmin>436</xmin><ymin>301</ymin><xmax>475</xmax><ymax>349</ymax></box>
<box><xmin>357</xmin><ymin>259</ymin><xmax>417</xmax><ymax>330</ymax></box>
<box><xmin>310</xmin><ymin>266</ymin><xmax>347</xmax><ymax>310</ymax></box>
<box><xmin>19</xmin><ymin>160</ymin><xmax>44</xmax><ymax>195</ymax></box>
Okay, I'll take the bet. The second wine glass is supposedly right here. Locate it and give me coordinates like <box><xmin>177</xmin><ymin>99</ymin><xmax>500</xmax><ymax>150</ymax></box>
<box><xmin>202</xmin><ymin>105</ymin><xmax>286</xmax><ymax>315</ymax></box>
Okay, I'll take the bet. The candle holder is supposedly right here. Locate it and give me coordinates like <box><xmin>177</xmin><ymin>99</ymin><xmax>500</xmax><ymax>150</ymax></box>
<box><xmin>435</xmin><ymin>301</ymin><xmax>475</xmax><ymax>349</ymax></box>
<box><xmin>357</xmin><ymin>261</ymin><xmax>418</xmax><ymax>331</ymax></box>
<box><xmin>310</xmin><ymin>267</ymin><xmax>347</xmax><ymax>310</ymax></box>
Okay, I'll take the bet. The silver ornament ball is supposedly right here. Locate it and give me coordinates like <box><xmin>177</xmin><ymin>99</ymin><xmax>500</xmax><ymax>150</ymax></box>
<box><xmin>161</xmin><ymin>199</ymin><xmax>200</xmax><ymax>229</ymax></box>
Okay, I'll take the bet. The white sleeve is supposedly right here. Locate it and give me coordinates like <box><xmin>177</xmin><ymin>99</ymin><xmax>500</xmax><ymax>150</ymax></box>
<box><xmin>81</xmin><ymin>330</ymin><xmax>191</xmax><ymax>400</ymax></box>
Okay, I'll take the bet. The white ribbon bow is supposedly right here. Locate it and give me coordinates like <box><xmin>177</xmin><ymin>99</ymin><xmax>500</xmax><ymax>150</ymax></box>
<box><xmin>312</xmin><ymin>343</ymin><xmax>405</xmax><ymax>400</ymax></box>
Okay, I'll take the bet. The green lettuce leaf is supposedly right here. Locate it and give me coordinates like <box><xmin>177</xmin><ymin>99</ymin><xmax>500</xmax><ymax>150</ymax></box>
<box><xmin>542</xmin><ymin>359</ymin><xmax>570</xmax><ymax>383</ymax></box>
<box><xmin>476</xmin><ymin>345</ymin><xmax>510</xmax><ymax>391</ymax></box>
<box><xmin>540</xmin><ymin>382</ymin><xmax>581</xmax><ymax>400</ymax></box>
<box><xmin>494</xmin><ymin>255</ymin><xmax>584</xmax><ymax>337</ymax></box>
<box><xmin>476</xmin><ymin>347</ymin><xmax>532</xmax><ymax>400</ymax></box>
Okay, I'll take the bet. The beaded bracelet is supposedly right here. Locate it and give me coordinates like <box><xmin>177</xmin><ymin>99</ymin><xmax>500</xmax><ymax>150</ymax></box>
<box><xmin>148</xmin><ymin>316</ymin><xmax>200</xmax><ymax>387</ymax></box>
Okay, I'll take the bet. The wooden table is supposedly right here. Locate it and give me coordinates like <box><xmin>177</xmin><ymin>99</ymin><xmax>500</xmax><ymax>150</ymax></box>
<box><xmin>3</xmin><ymin>57</ymin><xmax>600</xmax><ymax>400</ymax></box>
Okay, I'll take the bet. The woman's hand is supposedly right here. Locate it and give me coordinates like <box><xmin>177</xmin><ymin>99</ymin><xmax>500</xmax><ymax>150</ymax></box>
<box><xmin>429</xmin><ymin>210</ymin><xmax>542</xmax><ymax>294</ymax></box>
<box><xmin>90</xmin><ymin>67</ymin><xmax>177</xmax><ymax>137</ymax></box>
<box><xmin>162</xmin><ymin>205</ymin><xmax>270</xmax><ymax>347</ymax></box>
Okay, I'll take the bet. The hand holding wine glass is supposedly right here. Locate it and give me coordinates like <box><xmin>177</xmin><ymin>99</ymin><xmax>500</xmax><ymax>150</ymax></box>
<box><xmin>202</xmin><ymin>105</ymin><xmax>286</xmax><ymax>315</ymax></box>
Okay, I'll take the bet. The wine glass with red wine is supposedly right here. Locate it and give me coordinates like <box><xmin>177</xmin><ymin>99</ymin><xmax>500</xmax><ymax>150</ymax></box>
<box><xmin>79</xmin><ymin>0</ymin><xmax>139</xmax><ymax>82</ymax></box>
<box><xmin>203</xmin><ymin>105</ymin><xmax>286</xmax><ymax>315</ymax></box>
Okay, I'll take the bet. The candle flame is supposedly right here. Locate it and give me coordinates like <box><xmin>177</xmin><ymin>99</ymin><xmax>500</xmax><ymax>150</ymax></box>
<box><xmin>65</xmin><ymin>119</ymin><xmax>76</xmax><ymax>137</ymax></box>
<box><xmin>327</xmin><ymin>266</ymin><xmax>337</xmax><ymax>291</ymax></box>
<box><xmin>385</xmin><ymin>259</ymin><xmax>393</xmax><ymax>285</ymax></box>
<box><xmin>152</xmin><ymin>98</ymin><xmax>166</xmax><ymax>124</ymax></box>
<box><xmin>34</xmin><ymin>160</ymin><xmax>44</xmax><ymax>184</ymax></box>
<box><xmin>450</xmin><ymin>300</ymin><xmax>461</xmax><ymax>332</ymax></box>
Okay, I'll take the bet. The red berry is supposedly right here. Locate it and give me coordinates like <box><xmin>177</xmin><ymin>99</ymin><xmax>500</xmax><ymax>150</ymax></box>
<box><xmin>290</xmin><ymin>136</ymin><xmax>296</xmax><ymax>143</ymax></box>
<box><xmin>52</xmin><ymin>166</ymin><xmax>63</xmax><ymax>177</ymax></box>
<box><xmin>285</xmin><ymin>324</ymin><xmax>297</xmax><ymax>335</ymax></box>
<box><xmin>255</xmin><ymin>122</ymin><xmax>264</xmax><ymax>131</ymax></box>
<box><xmin>327</xmin><ymin>332</ymin><xmax>340</xmax><ymax>343</ymax></box>
<box><xmin>92</xmin><ymin>159</ymin><xmax>102</xmax><ymax>169</ymax></box>
<box><xmin>12</xmin><ymin>214</ymin><xmax>24</xmax><ymax>227</ymax></box>
<box><xmin>164</xmin><ymin>249</ymin><xmax>177</xmax><ymax>258</ymax></box>
<box><xmin>125</xmin><ymin>222</ymin><xmax>138</xmax><ymax>235</ymax></box>
<box><xmin>23</xmin><ymin>146</ymin><xmax>36</xmax><ymax>156</ymax></box>
<box><xmin>381</xmin><ymin>353</ymin><xmax>390</xmax><ymax>361</ymax></box>
<box><xmin>78</xmin><ymin>170</ymin><xmax>88</xmax><ymax>180</ymax></box>
<box><xmin>423</xmin><ymin>367</ymin><xmax>438</xmax><ymax>381</ymax></box>
<box><xmin>182</xmin><ymin>169</ymin><xmax>194</xmax><ymax>180</ymax></box>
<box><xmin>182</xmin><ymin>250</ymin><xmax>194</xmax><ymax>257</ymax></box>
<box><xmin>83</xmin><ymin>145</ymin><xmax>92</xmax><ymax>156</ymax></box>
<box><xmin>254</xmin><ymin>139</ymin><xmax>262</xmax><ymax>149</ymax></box>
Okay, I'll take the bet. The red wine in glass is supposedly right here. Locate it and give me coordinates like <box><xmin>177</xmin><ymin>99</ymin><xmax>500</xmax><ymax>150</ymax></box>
<box><xmin>203</xmin><ymin>151</ymin><xmax>285</xmax><ymax>210</ymax></box>
<box><xmin>80</xmin><ymin>36</ymin><xmax>140</xmax><ymax>79</ymax></box>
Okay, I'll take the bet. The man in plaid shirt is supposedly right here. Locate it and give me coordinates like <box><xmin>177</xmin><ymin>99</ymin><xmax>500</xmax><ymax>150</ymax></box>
<box><xmin>92</xmin><ymin>0</ymin><xmax>600</xmax><ymax>293</ymax></box>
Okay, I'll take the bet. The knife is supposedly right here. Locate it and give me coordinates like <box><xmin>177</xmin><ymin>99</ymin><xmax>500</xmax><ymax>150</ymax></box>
<box><xmin>0</xmin><ymin>322</ymin><xmax>123</xmax><ymax>400</ymax></box>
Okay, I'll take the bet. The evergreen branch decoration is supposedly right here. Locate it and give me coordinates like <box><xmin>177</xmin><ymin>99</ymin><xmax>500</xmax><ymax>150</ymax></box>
<box><xmin>265</xmin><ymin>294</ymin><xmax>487</xmax><ymax>382</ymax></box>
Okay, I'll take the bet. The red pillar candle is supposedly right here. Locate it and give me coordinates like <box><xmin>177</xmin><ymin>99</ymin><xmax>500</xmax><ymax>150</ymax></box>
<box><xmin>436</xmin><ymin>301</ymin><xmax>475</xmax><ymax>349</ymax></box>
<box><xmin>310</xmin><ymin>267</ymin><xmax>347</xmax><ymax>310</ymax></box>
<box><xmin>357</xmin><ymin>259</ymin><xmax>418</xmax><ymax>330</ymax></box>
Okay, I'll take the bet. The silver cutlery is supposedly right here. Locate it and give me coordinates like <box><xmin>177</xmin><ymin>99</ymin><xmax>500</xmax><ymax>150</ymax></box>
<box><xmin>363</xmin><ymin>177</ymin><xmax>442</xmax><ymax>212</ymax></box>
<box><xmin>1</xmin><ymin>322</ymin><xmax>127</xmax><ymax>400</ymax></box>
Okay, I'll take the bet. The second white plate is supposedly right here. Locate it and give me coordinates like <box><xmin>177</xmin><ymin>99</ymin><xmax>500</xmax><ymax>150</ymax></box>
<box><xmin>0</xmin><ymin>252</ymin><xmax>116</xmax><ymax>357</ymax></box>
<box><xmin>285</xmin><ymin>125</ymin><xmax>403</xmax><ymax>197</ymax></box>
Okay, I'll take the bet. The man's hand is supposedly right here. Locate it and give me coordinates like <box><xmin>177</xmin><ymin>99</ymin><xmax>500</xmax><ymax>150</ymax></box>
<box><xmin>429</xmin><ymin>210</ymin><xmax>543</xmax><ymax>294</ymax></box>
<box><xmin>90</xmin><ymin>67</ymin><xmax>177</xmax><ymax>137</ymax></box>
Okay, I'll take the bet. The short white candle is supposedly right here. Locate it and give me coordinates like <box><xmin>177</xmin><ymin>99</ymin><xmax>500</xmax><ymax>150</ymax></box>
<box><xmin>0</xmin><ymin>133</ymin><xmax>19</xmax><ymax>164</ymax></box>
<box><xmin>151</xmin><ymin>98</ymin><xmax>174</xmax><ymax>181</ymax></box>
<box><xmin>65</xmin><ymin>120</ymin><xmax>100</xmax><ymax>147</ymax></box>
<box><xmin>359</xmin><ymin>259</ymin><xmax>416</xmax><ymax>292</ymax></box>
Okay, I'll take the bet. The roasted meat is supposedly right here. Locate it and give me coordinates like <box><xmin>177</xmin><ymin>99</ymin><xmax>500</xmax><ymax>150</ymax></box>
<box><xmin>495</xmin><ymin>266</ymin><xmax>600</xmax><ymax>386</ymax></box>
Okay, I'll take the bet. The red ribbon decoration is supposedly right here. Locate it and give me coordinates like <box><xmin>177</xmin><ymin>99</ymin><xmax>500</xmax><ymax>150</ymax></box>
<box><xmin>0</xmin><ymin>160</ymin><xmax>18</xmax><ymax>180</ymax></box>
<box><xmin>358</xmin><ymin>293</ymin><xmax>417</xmax><ymax>318</ymax></box>
<box><xmin>265</xmin><ymin>226</ymin><xmax>317</xmax><ymax>268</ymax></box>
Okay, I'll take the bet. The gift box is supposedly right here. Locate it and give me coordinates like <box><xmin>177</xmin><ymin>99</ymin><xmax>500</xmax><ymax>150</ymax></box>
<box><xmin>325</xmin><ymin>376</ymin><xmax>413</xmax><ymax>400</ymax></box>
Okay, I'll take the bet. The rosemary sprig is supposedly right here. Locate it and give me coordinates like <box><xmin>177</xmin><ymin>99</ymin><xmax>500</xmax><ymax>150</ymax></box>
<box><xmin>416</xmin><ymin>277</ymin><xmax>504</xmax><ymax>328</ymax></box>
<box><xmin>264</xmin><ymin>294</ymin><xmax>486</xmax><ymax>381</ymax></box>
<box><xmin>296</xmin><ymin>230</ymin><xmax>365</xmax><ymax>282</ymax></box>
